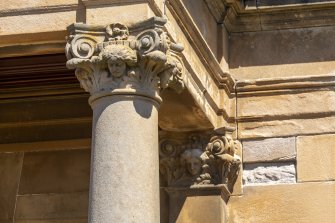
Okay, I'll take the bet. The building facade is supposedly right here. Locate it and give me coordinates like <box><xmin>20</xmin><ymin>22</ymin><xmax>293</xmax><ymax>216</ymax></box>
<box><xmin>0</xmin><ymin>0</ymin><xmax>334</xmax><ymax>222</ymax></box>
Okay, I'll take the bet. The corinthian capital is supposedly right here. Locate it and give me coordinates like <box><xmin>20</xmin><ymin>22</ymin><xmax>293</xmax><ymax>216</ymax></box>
<box><xmin>65</xmin><ymin>17</ymin><xmax>184</xmax><ymax>103</ymax></box>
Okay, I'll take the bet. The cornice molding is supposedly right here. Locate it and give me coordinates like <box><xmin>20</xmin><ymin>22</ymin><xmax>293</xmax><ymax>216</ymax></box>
<box><xmin>205</xmin><ymin>0</ymin><xmax>335</xmax><ymax>32</ymax></box>
<box><xmin>166</xmin><ymin>0</ymin><xmax>236</xmax><ymax>93</ymax></box>
<box><xmin>0</xmin><ymin>4</ymin><xmax>78</xmax><ymax>17</ymax></box>
<box><xmin>236</xmin><ymin>74</ymin><xmax>335</xmax><ymax>95</ymax></box>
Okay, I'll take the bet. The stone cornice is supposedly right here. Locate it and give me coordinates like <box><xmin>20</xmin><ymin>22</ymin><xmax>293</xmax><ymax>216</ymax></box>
<box><xmin>166</xmin><ymin>0</ymin><xmax>235</xmax><ymax>94</ymax></box>
<box><xmin>236</xmin><ymin>74</ymin><xmax>335</xmax><ymax>95</ymax></box>
<box><xmin>66</xmin><ymin>17</ymin><xmax>185</xmax><ymax>104</ymax></box>
<box><xmin>205</xmin><ymin>0</ymin><xmax>335</xmax><ymax>32</ymax></box>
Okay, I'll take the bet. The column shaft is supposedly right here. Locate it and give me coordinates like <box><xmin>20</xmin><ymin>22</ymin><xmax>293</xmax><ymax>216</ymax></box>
<box><xmin>89</xmin><ymin>95</ymin><xmax>160</xmax><ymax>223</ymax></box>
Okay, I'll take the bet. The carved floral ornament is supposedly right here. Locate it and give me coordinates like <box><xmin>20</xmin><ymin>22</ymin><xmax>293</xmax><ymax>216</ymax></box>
<box><xmin>65</xmin><ymin>18</ymin><xmax>184</xmax><ymax>102</ymax></box>
<box><xmin>159</xmin><ymin>133</ymin><xmax>242</xmax><ymax>192</ymax></box>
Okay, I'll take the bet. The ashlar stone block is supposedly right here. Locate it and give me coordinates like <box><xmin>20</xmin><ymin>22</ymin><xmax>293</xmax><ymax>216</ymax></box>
<box><xmin>14</xmin><ymin>192</ymin><xmax>88</xmax><ymax>221</ymax></box>
<box><xmin>0</xmin><ymin>152</ymin><xmax>23</xmax><ymax>222</ymax></box>
<box><xmin>242</xmin><ymin>137</ymin><xmax>296</xmax><ymax>163</ymax></box>
<box><xmin>228</xmin><ymin>182</ymin><xmax>335</xmax><ymax>223</ymax></box>
<box><xmin>297</xmin><ymin>134</ymin><xmax>335</xmax><ymax>182</ymax></box>
<box><xmin>19</xmin><ymin>149</ymin><xmax>90</xmax><ymax>195</ymax></box>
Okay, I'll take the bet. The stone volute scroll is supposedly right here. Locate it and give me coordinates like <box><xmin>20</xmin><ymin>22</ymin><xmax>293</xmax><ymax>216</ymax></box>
<box><xmin>65</xmin><ymin>17</ymin><xmax>185</xmax><ymax>105</ymax></box>
<box><xmin>159</xmin><ymin>128</ymin><xmax>242</xmax><ymax>193</ymax></box>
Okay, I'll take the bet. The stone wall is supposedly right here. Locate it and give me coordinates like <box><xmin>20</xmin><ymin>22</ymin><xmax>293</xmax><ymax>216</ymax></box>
<box><xmin>0</xmin><ymin>148</ymin><xmax>90</xmax><ymax>223</ymax></box>
<box><xmin>227</xmin><ymin>17</ymin><xmax>335</xmax><ymax>222</ymax></box>
<box><xmin>0</xmin><ymin>0</ymin><xmax>334</xmax><ymax>222</ymax></box>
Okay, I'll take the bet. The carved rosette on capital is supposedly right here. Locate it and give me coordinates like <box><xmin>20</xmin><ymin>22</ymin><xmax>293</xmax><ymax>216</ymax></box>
<box><xmin>160</xmin><ymin>129</ymin><xmax>242</xmax><ymax>193</ymax></box>
<box><xmin>65</xmin><ymin>17</ymin><xmax>184</xmax><ymax>103</ymax></box>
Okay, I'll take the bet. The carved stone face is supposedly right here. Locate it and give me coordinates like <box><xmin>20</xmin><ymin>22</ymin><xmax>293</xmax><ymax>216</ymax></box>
<box><xmin>186</xmin><ymin>157</ymin><xmax>202</xmax><ymax>176</ymax></box>
<box><xmin>108</xmin><ymin>58</ymin><xmax>126</xmax><ymax>78</ymax></box>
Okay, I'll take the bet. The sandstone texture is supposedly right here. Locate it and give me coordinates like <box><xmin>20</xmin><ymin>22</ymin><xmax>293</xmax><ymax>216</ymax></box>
<box><xmin>15</xmin><ymin>193</ymin><xmax>88</xmax><ymax>222</ymax></box>
<box><xmin>242</xmin><ymin>137</ymin><xmax>296</xmax><ymax>163</ymax></box>
<box><xmin>228</xmin><ymin>182</ymin><xmax>335</xmax><ymax>223</ymax></box>
<box><xmin>238</xmin><ymin>90</ymin><xmax>335</xmax><ymax>118</ymax></box>
<box><xmin>297</xmin><ymin>134</ymin><xmax>335</xmax><ymax>182</ymax></box>
<box><xmin>230</xmin><ymin>26</ymin><xmax>335</xmax><ymax>80</ymax></box>
<box><xmin>239</xmin><ymin>116</ymin><xmax>335</xmax><ymax>139</ymax></box>
<box><xmin>175</xmin><ymin>195</ymin><xmax>226</xmax><ymax>223</ymax></box>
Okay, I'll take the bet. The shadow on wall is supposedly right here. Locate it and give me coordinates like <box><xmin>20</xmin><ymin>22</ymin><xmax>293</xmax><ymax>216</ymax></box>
<box><xmin>160</xmin><ymin>188</ymin><xmax>227</xmax><ymax>223</ymax></box>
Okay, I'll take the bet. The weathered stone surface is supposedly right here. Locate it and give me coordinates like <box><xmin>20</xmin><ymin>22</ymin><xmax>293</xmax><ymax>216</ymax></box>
<box><xmin>0</xmin><ymin>11</ymin><xmax>76</xmax><ymax>36</ymax></box>
<box><xmin>175</xmin><ymin>195</ymin><xmax>226</xmax><ymax>223</ymax></box>
<box><xmin>86</xmin><ymin>3</ymin><xmax>154</xmax><ymax>26</ymax></box>
<box><xmin>0</xmin><ymin>152</ymin><xmax>23</xmax><ymax>222</ymax></box>
<box><xmin>242</xmin><ymin>137</ymin><xmax>296</xmax><ymax>163</ymax></box>
<box><xmin>228</xmin><ymin>182</ymin><xmax>335</xmax><ymax>223</ymax></box>
<box><xmin>230</xmin><ymin>26</ymin><xmax>335</xmax><ymax>80</ymax></box>
<box><xmin>19</xmin><ymin>149</ymin><xmax>90</xmax><ymax>195</ymax></box>
<box><xmin>238</xmin><ymin>90</ymin><xmax>335</xmax><ymax>118</ymax></box>
<box><xmin>14</xmin><ymin>192</ymin><xmax>88</xmax><ymax>221</ymax></box>
<box><xmin>297</xmin><ymin>134</ymin><xmax>335</xmax><ymax>182</ymax></box>
<box><xmin>165</xmin><ymin>7</ymin><xmax>230</xmax><ymax>128</ymax></box>
<box><xmin>182</xmin><ymin>0</ymin><xmax>218</xmax><ymax>57</ymax></box>
<box><xmin>231</xmin><ymin>136</ymin><xmax>243</xmax><ymax>195</ymax></box>
<box><xmin>0</xmin><ymin>0</ymin><xmax>77</xmax><ymax>11</ymax></box>
<box><xmin>238</xmin><ymin>116</ymin><xmax>335</xmax><ymax>139</ymax></box>
<box><xmin>89</xmin><ymin>96</ymin><xmax>160</xmax><ymax>223</ymax></box>
<box><xmin>159</xmin><ymin>89</ymin><xmax>213</xmax><ymax>131</ymax></box>
<box><xmin>243</xmin><ymin>162</ymin><xmax>296</xmax><ymax>185</ymax></box>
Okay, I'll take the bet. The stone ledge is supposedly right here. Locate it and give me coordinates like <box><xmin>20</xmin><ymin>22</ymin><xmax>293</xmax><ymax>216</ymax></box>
<box><xmin>238</xmin><ymin>116</ymin><xmax>335</xmax><ymax>139</ymax></box>
<box><xmin>210</xmin><ymin>0</ymin><xmax>335</xmax><ymax>32</ymax></box>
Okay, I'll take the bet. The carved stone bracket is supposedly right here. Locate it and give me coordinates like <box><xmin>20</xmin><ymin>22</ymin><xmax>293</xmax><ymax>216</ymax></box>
<box><xmin>159</xmin><ymin>128</ymin><xmax>241</xmax><ymax>193</ymax></box>
<box><xmin>65</xmin><ymin>17</ymin><xmax>185</xmax><ymax>104</ymax></box>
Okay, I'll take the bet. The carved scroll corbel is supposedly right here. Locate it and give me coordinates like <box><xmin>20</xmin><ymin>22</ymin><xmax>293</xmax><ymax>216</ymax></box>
<box><xmin>159</xmin><ymin>129</ymin><xmax>242</xmax><ymax>193</ymax></box>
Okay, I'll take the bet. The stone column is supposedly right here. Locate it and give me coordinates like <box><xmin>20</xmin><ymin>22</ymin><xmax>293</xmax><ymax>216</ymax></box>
<box><xmin>66</xmin><ymin>17</ymin><xmax>184</xmax><ymax>223</ymax></box>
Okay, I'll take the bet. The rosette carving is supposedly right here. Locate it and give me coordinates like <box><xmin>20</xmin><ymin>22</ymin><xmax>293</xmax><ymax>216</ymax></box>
<box><xmin>159</xmin><ymin>131</ymin><xmax>241</xmax><ymax>192</ymax></box>
<box><xmin>65</xmin><ymin>18</ymin><xmax>185</xmax><ymax>101</ymax></box>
